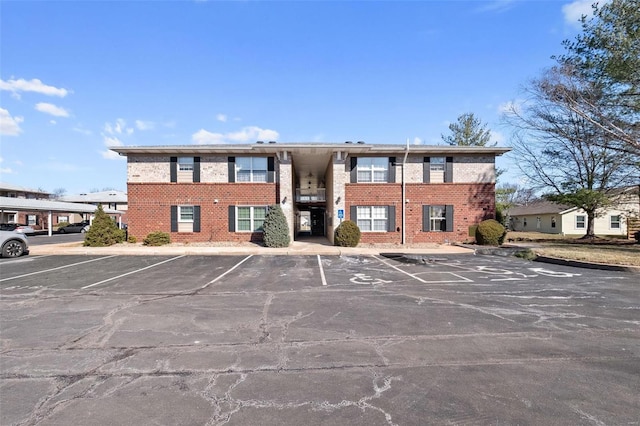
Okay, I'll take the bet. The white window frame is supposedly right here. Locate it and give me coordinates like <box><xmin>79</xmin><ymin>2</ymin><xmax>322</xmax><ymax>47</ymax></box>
<box><xmin>27</xmin><ymin>215</ymin><xmax>37</xmax><ymax>226</ymax></box>
<box><xmin>430</xmin><ymin>157</ymin><xmax>446</xmax><ymax>172</ymax></box>
<box><xmin>429</xmin><ymin>205</ymin><xmax>446</xmax><ymax>232</ymax></box>
<box><xmin>575</xmin><ymin>215</ymin><xmax>586</xmax><ymax>229</ymax></box>
<box><xmin>610</xmin><ymin>215</ymin><xmax>621</xmax><ymax>229</ymax></box>
<box><xmin>236</xmin><ymin>206</ymin><xmax>268</xmax><ymax>232</ymax></box>
<box><xmin>236</xmin><ymin>157</ymin><xmax>268</xmax><ymax>183</ymax></box>
<box><xmin>178</xmin><ymin>205</ymin><xmax>194</xmax><ymax>223</ymax></box>
<box><xmin>356</xmin><ymin>206</ymin><xmax>388</xmax><ymax>232</ymax></box>
<box><xmin>178</xmin><ymin>157</ymin><xmax>194</xmax><ymax>172</ymax></box>
<box><xmin>57</xmin><ymin>215</ymin><xmax>69</xmax><ymax>224</ymax></box>
<box><xmin>357</xmin><ymin>158</ymin><xmax>389</xmax><ymax>183</ymax></box>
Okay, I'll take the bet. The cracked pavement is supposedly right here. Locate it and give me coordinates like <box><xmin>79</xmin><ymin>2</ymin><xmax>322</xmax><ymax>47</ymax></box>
<box><xmin>1</xmin><ymin>254</ymin><xmax>638</xmax><ymax>425</ymax></box>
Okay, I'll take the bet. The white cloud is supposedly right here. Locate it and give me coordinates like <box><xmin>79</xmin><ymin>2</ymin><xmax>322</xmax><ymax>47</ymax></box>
<box><xmin>476</xmin><ymin>0</ymin><xmax>516</xmax><ymax>13</ymax></box>
<box><xmin>135</xmin><ymin>120</ymin><xmax>155</xmax><ymax>130</ymax></box>
<box><xmin>35</xmin><ymin>102</ymin><xmax>70</xmax><ymax>117</ymax></box>
<box><xmin>491</xmin><ymin>130</ymin><xmax>506</xmax><ymax>145</ymax></box>
<box><xmin>498</xmin><ymin>99</ymin><xmax>523</xmax><ymax>115</ymax></box>
<box><xmin>101</xmin><ymin>135</ymin><xmax>125</xmax><ymax>160</ymax></box>
<box><xmin>562</xmin><ymin>0</ymin><xmax>607</xmax><ymax>28</ymax></box>
<box><xmin>0</xmin><ymin>78</ymin><xmax>69</xmax><ymax>97</ymax></box>
<box><xmin>0</xmin><ymin>108</ymin><xmax>24</xmax><ymax>136</ymax></box>
<box><xmin>104</xmin><ymin>118</ymin><xmax>133</xmax><ymax>135</ymax></box>
<box><xmin>72</xmin><ymin>126</ymin><xmax>92</xmax><ymax>135</ymax></box>
<box><xmin>192</xmin><ymin>126</ymin><xmax>280</xmax><ymax>145</ymax></box>
<box><xmin>412</xmin><ymin>137</ymin><xmax>423</xmax><ymax>145</ymax></box>
<box><xmin>216</xmin><ymin>114</ymin><xmax>228</xmax><ymax>122</ymax></box>
<box><xmin>0</xmin><ymin>167</ymin><xmax>13</xmax><ymax>174</ymax></box>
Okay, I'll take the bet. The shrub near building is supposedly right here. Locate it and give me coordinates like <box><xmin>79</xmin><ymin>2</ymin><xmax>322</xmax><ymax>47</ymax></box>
<box><xmin>334</xmin><ymin>220</ymin><xmax>361</xmax><ymax>247</ymax></box>
<box><xmin>475</xmin><ymin>219</ymin><xmax>507</xmax><ymax>246</ymax></box>
<box><xmin>262</xmin><ymin>204</ymin><xmax>290</xmax><ymax>248</ymax></box>
<box><xmin>83</xmin><ymin>205</ymin><xmax>125</xmax><ymax>247</ymax></box>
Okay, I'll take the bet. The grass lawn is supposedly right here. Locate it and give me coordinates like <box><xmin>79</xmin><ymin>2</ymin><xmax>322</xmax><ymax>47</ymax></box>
<box><xmin>506</xmin><ymin>232</ymin><xmax>640</xmax><ymax>267</ymax></box>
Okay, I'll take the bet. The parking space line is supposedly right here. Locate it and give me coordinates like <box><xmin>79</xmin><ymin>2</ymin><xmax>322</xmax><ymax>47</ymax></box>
<box><xmin>317</xmin><ymin>255</ymin><xmax>327</xmax><ymax>286</ymax></box>
<box><xmin>373</xmin><ymin>255</ymin><xmax>429</xmax><ymax>283</ymax></box>
<box><xmin>82</xmin><ymin>255</ymin><xmax>186</xmax><ymax>289</ymax></box>
<box><xmin>198</xmin><ymin>255</ymin><xmax>253</xmax><ymax>290</ymax></box>
<box><xmin>0</xmin><ymin>256</ymin><xmax>119</xmax><ymax>283</ymax></box>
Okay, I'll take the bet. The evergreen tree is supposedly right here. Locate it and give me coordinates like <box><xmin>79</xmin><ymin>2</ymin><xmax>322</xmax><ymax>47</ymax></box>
<box><xmin>442</xmin><ymin>113</ymin><xmax>496</xmax><ymax>146</ymax></box>
<box><xmin>262</xmin><ymin>204</ymin><xmax>290</xmax><ymax>248</ymax></box>
<box><xmin>83</xmin><ymin>205</ymin><xmax>125</xmax><ymax>247</ymax></box>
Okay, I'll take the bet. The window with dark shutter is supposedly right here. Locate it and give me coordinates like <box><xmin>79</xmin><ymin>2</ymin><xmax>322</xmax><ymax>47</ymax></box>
<box><xmin>228</xmin><ymin>157</ymin><xmax>236</xmax><ymax>183</ymax></box>
<box><xmin>170</xmin><ymin>205</ymin><xmax>178</xmax><ymax>232</ymax></box>
<box><xmin>193</xmin><ymin>206</ymin><xmax>201</xmax><ymax>232</ymax></box>
<box><xmin>193</xmin><ymin>157</ymin><xmax>201</xmax><ymax>183</ymax></box>
<box><xmin>228</xmin><ymin>206</ymin><xmax>236</xmax><ymax>232</ymax></box>
<box><xmin>445</xmin><ymin>157</ymin><xmax>453</xmax><ymax>183</ymax></box>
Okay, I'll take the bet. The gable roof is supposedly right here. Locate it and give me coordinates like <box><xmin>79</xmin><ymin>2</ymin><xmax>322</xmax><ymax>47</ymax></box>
<box><xmin>509</xmin><ymin>200</ymin><xmax>574</xmax><ymax>216</ymax></box>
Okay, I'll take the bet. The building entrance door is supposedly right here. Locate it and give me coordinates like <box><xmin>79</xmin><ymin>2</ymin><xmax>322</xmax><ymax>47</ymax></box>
<box><xmin>310</xmin><ymin>208</ymin><xmax>325</xmax><ymax>236</ymax></box>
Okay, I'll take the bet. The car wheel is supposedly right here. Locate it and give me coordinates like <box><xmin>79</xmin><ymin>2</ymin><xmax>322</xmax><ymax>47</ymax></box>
<box><xmin>2</xmin><ymin>240</ymin><xmax>25</xmax><ymax>257</ymax></box>
<box><xmin>59</xmin><ymin>229</ymin><xmax>66</xmax><ymax>234</ymax></box>
<box><xmin>81</xmin><ymin>228</ymin><xmax>86</xmax><ymax>233</ymax></box>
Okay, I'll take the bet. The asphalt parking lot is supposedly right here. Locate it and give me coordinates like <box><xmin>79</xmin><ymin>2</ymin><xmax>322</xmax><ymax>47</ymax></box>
<box><xmin>1</xmin><ymin>254</ymin><xmax>638</xmax><ymax>425</ymax></box>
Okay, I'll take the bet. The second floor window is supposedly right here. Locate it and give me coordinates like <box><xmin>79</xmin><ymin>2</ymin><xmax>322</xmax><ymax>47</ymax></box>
<box><xmin>236</xmin><ymin>157</ymin><xmax>268</xmax><ymax>182</ymax></box>
<box><xmin>178</xmin><ymin>157</ymin><xmax>194</xmax><ymax>171</ymax></box>
<box><xmin>357</xmin><ymin>158</ymin><xmax>388</xmax><ymax>183</ymax></box>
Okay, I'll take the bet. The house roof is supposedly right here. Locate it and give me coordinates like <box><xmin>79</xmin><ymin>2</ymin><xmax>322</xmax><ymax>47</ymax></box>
<box><xmin>0</xmin><ymin>182</ymin><xmax>51</xmax><ymax>195</ymax></box>
<box><xmin>0</xmin><ymin>196</ymin><xmax>123</xmax><ymax>215</ymax></box>
<box><xmin>59</xmin><ymin>190</ymin><xmax>127</xmax><ymax>204</ymax></box>
<box><xmin>509</xmin><ymin>200</ymin><xmax>575</xmax><ymax>216</ymax></box>
<box><xmin>110</xmin><ymin>142</ymin><xmax>511</xmax><ymax>156</ymax></box>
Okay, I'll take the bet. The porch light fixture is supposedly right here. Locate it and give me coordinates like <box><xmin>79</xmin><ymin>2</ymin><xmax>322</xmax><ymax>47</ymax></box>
<box><xmin>335</xmin><ymin>196</ymin><xmax>341</xmax><ymax>204</ymax></box>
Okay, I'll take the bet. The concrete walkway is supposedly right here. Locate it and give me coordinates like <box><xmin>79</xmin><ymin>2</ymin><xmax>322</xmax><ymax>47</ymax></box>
<box><xmin>28</xmin><ymin>237</ymin><xmax>475</xmax><ymax>257</ymax></box>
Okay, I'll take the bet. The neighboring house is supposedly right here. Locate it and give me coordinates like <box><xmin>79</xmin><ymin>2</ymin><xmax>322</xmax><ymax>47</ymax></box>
<box><xmin>0</xmin><ymin>183</ymin><xmax>54</xmax><ymax>229</ymax></box>
<box><xmin>59</xmin><ymin>190</ymin><xmax>128</xmax><ymax>225</ymax></box>
<box><xmin>509</xmin><ymin>187</ymin><xmax>640</xmax><ymax>236</ymax></box>
<box><xmin>111</xmin><ymin>142</ymin><xmax>510</xmax><ymax>245</ymax></box>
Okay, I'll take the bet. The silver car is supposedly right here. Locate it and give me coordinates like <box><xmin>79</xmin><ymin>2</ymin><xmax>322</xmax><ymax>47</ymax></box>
<box><xmin>0</xmin><ymin>230</ymin><xmax>29</xmax><ymax>257</ymax></box>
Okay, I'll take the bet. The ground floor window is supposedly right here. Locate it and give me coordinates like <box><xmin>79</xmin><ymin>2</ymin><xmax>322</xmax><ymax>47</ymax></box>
<box><xmin>422</xmin><ymin>205</ymin><xmax>454</xmax><ymax>232</ymax></box>
<box><xmin>27</xmin><ymin>215</ymin><xmax>37</xmax><ymax>226</ymax></box>
<box><xmin>356</xmin><ymin>206</ymin><xmax>388</xmax><ymax>232</ymax></box>
<box><xmin>237</xmin><ymin>206</ymin><xmax>267</xmax><ymax>232</ymax></box>
<box><xmin>349</xmin><ymin>205</ymin><xmax>395</xmax><ymax>232</ymax></box>
<box><xmin>610</xmin><ymin>215</ymin><xmax>621</xmax><ymax>229</ymax></box>
<box><xmin>551</xmin><ymin>217</ymin><xmax>556</xmax><ymax>228</ymax></box>
<box><xmin>575</xmin><ymin>215</ymin><xmax>586</xmax><ymax>229</ymax></box>
<box><xmin>57</xmin><ymin>215</ymin><xmax>69</xmax><ymax>223</ymax></box>
<box><xmin>171</xmin><ymin>205</ymin><xmax>201</xmax><ymax>232</ymax></box>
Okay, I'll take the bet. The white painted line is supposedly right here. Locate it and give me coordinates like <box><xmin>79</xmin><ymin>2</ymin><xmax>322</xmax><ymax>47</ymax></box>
<box><xmin>0</xmin><ymin>256</ymin><xmax>119</xmax><ymax>283</ymax></box>
<box><xmin>317</xmin><ymin>255</ymin><xmax>328</xmax><ymax>286</ymax></box>
<box><xmin>82</xmin><ymin>255</ymin><xmax>185</xmax><ymax>289</ymax></box>
<box><xmin>373</xmin><ymin>255</ymin><xmax>428</xmax><ymax>283</ymax></box>
<box><xmin>199</xmin><ymin>255</ymin><xmax>253</xmax><ymax>290</ymax></box>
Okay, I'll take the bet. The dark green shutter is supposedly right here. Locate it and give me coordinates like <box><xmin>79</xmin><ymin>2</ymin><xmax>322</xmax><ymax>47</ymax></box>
<box><xmin>228</xmin><ymin>157</ymin><xmax>235</xmax><ymax>183</ymax></box>
<box><xmin>170</xmin><ymin>157</ymin><xmax>177</xmax><ymax>182</ymax></box>
<box><xmin>170</xmin><ymin>206</ymin><xmax>178</xmax><ymax>232</ymax></box>
<box><xmin>445</xmin><ymin>205</ymin><xmax>454</xmax><ymax>232</ymax></box>
<box><xmin>387</xmin><ymin>206</ymin><xmax>396</xmax><ymax>232</ymax></box>
<box><xmin>193</xmin><ymin>157</ymin><xmax>200</xmax><ymax>182</ymax></box>
<box><xmin>445</xmin><ymin>157</ymin><xmax>453</xmax><ymax>183</ymax></box>
<box><xmin>193</xmin><ymin>206</ymin><xmax>201</xmax><ymax>232</ymax></box>
<box><xmin>423</xmin><ymin>157</ymin><xmax>430</xmax><ymax>183</ymax></box>
<box><xmin>423</xmin><ymin>205</ymin><xmax>431</xmax><ymax>231</ymax></box>
<box><xmin>228</xmin><ymin>206</ymin><xmax>235</xmax><ymax>232</ymax></box>
<box><xmin>388</xmin><ymin>157</ymin><xmax>396</xmax><ymax>183</ymax></box>
<box><xmin>350</xmin><ymin>157</ymin><xmax>358</xmax><ymax>183</ymax></box>
<box><xmin>350</xmin><ymin>205</ymin><xmax>357</xmax><ymax>222</ymax></box>
<box><xmin>267</xmin><ymin>157</ymin><xmax>275</xmax><ymax>182</ymax></box>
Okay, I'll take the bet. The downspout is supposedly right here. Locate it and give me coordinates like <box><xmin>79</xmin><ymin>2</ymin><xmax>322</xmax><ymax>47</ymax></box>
<box><xmin>402</xmin><ymin>139</ymin><xmax>410</xmax><ymax>245</ymax></box>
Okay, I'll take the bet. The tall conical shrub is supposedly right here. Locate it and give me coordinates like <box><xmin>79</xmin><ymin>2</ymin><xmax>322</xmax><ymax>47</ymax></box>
<box><xmin>83</xmin><ymin>205</ymin><xmax>125</xmax><ymax>247</ymax></box>
<box><xmin>262</xmin><ymin>204</ymin><xmax>290</xmax><ymax>248</ymax></box>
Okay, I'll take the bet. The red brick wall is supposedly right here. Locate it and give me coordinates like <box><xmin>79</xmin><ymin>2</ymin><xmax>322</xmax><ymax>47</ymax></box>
<box><xmin>127</xmin><ymin>183</ymin><xmax>279</xmax><ymax>243</ymax></box>
<box><xmin>346</xmin><ymin>183</ymin><xmax>495</xmax><ymax>244</ymax></box>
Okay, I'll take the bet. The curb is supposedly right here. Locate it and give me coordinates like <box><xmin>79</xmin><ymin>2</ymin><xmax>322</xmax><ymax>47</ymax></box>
<box><xmin>533</xmin><ymin>255</ymin><xmax>640</xmax><ymax>274</ymax></box>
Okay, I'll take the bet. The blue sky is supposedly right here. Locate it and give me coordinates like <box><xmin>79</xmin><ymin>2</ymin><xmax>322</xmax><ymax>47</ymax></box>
<box><xmin>1</xmin><ymin>0</ymin><xmax>595</xmax><ymax>195</ymax></box>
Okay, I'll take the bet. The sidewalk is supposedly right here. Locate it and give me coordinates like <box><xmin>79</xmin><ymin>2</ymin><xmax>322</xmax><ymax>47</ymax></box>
<box><xmin>28</xmin><ymin>239</ymin><xmax>475</xmax><ymax>257</ymax></box>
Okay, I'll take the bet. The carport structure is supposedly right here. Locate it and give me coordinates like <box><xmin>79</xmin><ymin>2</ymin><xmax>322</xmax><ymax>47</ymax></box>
<box><xmin>0</xmin><ymin>196</ymin><xmax>123</xmax><ymax>236</ymax></box>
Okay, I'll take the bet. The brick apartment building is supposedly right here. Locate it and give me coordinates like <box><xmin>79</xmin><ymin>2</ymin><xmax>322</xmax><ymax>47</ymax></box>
<box><xmin>111</xmin><ymin>142</ymin><xmax>510</xmax><ymax>245</ymax></box>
